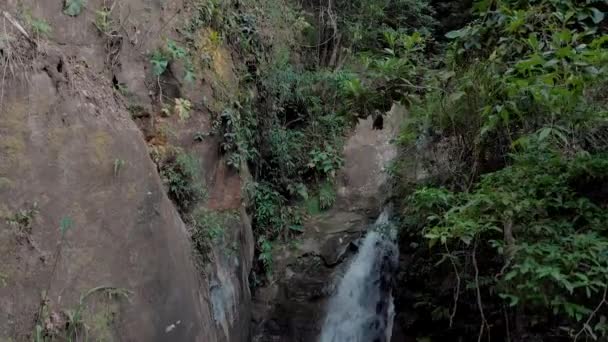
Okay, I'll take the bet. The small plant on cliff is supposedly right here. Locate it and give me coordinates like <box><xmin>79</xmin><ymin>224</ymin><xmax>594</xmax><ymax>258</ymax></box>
<box><xmin>174</xmin><ymin>98</ymin><xmax>193</xmax><ymax>122</ymax></box>
<box><xmin>318</xmin><ymin>181</ymin><xmax>336</xmax><ymax>210</ymax></box>
<box><xmin>94</xmin><ymin>7</ymin><xmax>113</xmax><ymax>35</ymax></box>
<box><xmin>160</xmin><ymin>151</ymin><xmax>207</xmax><ymax>213</ymax></box>
<box><xmin>63</xmin><ymin>0</ymin><xmax>86</xmax><ymax>17</ymax></box>
<box><xmin>6</xmin><ymin>202</ymin><xmax>38</xmax><ymax>236</ymax></box>
<box><xmin>308</xmin><ymin>146</ymin><xmax>344</xmax><ymax>179</ymax></box>
<box><xmin>23</xmin><ymin>14</ymin><xmax>52</xmax><ymax>39</ymax></box>
<box><xmin>113</xmin><ymin>158</ymin><xmax>125</xmax><ymax>177</ymax></box>
<box><xmin>190</xmin><ymin>208</ymin><xmax>238</xmax><ymax>259</ymax></box>
<box><xmin>150</xmin><ymin>50</ymin><xmax>170</xmax><ymax>77</ymax></box>
<box><xmin>257</xmin><ymin>236</ymin><xmax>274</xmax><ymax>276</ymax></box>
<box><xmin>149</xmin><ymin>40</ymin><xmax>194</xmax><ymax>82</ymax></box>
<box><xmin>34</xmin><ymin>286</ymin><xmax>131</xmax><ymax>342</ymax></box>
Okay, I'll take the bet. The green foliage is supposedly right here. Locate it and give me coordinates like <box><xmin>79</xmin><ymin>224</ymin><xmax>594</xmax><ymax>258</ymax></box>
<box><xmin>160</xmin><ymin>151</ymin><xmax>207</xmax><ymax>213</ymax></box>
<box><xmin>408</xmin><ymin>149</ymin><xmax>608</xmax><ymax>337</ymax></box>
<box><xmin>396</xmin><ymin>0</ymin><xmax>608</xmax><ymax>338</ymax></box>
<box><xmin>257</xmin><ymin>236</ymin><xmax>274</xmax><ymax>276</ymax></box>
<box><xmin>173</xmin><ymin>98</ymin><xmax>193</xmax><ymax>121</ymax></box>
<box><xmin>333</xmin><ymin>0</ymin><xmax>437</xmax><ymax>51</ymax></box>
<box><xmin>318</xmin><ymin>181</ymin><xmax>336</xmax><ymax>210</ymax></box>
<box><xmin>150</xmin><ymin>50</ymin><xmax>169</xmax><ymax>77</ymax></box>
<box><xmin>190</xmin><ymin>208</ymin><xmax>238</xmax><ymax>258</ymax></box>
<box><xmin>193</xmin><ymin>0</ymin><xmax>438</xmax><ymax>280</ymax></box>
<box><xmin>24</xmin><ymin>14</ymin><xmax>52</xmax><ymax>38</ymax></box>
<box><xmin>113</xmin><ymin>158</ymin><xmax>125</xmax><ymax>177</ymax></box>
<box><xmin>6</xmin><ymin>202</ymin><xmax>38</xmax><ymax>235</ymax></box>
<box><xmin>63</xmin><ymin>0</ymin><xmax>86</xmax><ymax>17</ymax></box>
<box><xmin>308</xmin><ymin>146</ymin><xmax>344</xmax><ymax>179</ymax></box>
<box><xmin>149</xmin><ymin>40</ymin><xmax>192</xmax><ymax>80</ymax></box>
<box><xmin>59</xmin><ymin>216</ymin><xmax>74</xmax><ymax>236</ymax></box>
<box><xmin>182</xmin><ymin>0</ymin><xmax>225</xmax><ymax>38</ymax></box>
<box><xmin>397</xmin><ymin>0</ymin><xmax>608</xmax><ymax>187</ymax></box>
<box><xmin>211</xmin><ymin>55</ymin><xmax>350</xmax><ymax>275</ymax></box>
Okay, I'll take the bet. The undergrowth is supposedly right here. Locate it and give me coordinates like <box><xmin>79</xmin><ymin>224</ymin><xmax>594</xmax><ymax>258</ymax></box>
<box><xmin>392</xmin><ymin>0</ymin><xmax>608</xmax><ymax>339</ymax></box>
<box><xmin>190</xmin><ymin>208</ymin><xmax>239</xmax><ymax>260</ymax></box>
<box><xmin>159</xmin><ymin>150</ymin><xmax>207</xmax><ymax>214</ymax></box>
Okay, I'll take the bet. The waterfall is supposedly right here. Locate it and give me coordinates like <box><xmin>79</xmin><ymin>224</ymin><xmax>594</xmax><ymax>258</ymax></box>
<box><xmin>319</xmin><ymin>209</ymin><xmax>399</xmax><ymax>342</ymax></box>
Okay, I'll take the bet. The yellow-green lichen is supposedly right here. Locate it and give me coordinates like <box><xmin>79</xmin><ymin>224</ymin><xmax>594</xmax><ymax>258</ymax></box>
<box><xmin>91</xmin><ymin>131</ymin><xmax>111</xmax><ymax>165</ymax></box>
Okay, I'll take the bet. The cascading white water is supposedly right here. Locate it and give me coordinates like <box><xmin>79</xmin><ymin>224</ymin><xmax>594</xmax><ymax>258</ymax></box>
<box><xmin>319</xmin><ymin>209</ymin><xmax>399</xmax><ymax>342</ymax></box>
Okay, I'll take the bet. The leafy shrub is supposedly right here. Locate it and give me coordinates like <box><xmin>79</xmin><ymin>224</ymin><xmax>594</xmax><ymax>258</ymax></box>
<box><xmin>195</xmin><ymin>0</ymin><xmax>436</xmax><ymax>281</ymax></box>
<box><xmin>332</xmin><ymin>0</ymin><xmax>437</xmax><ymax>52</ymax></box>
<box><xmin>6</xmin><ymin>202</ymin><xmax>38</xmax><ymax>235</ymax></box>
<box><xmin>257</xmin><ymin>236</ymin><xmax>274</xmax><ymax>276</ymax></box>
<box><xmin>63</xmin><ymin>0</ymin><xmax>86</xmax><ymax>16</ymax></box>
<box><xmin>24</xmin><ymin>15</ymin><xmax>52</xmax><ymax>38</ymax></box>
<box><xmin>395</xmin><ymin>0</ymin><xmax>608</xmax><ymax>339</ymax></box>
<box><xmin>407</xmin><ymin>148</ymin><xmax>608</xmax><ymax>338</ymax></box>
<box><xmin>149</xmin><ymin>40</ymin><xmax>193</xmax><ymax>81</ymax></box>
<box><xmin>308</xmin><ymin>146</ymin><xmax>344</xmax><ymax>179</ymax></box>
<box><xmin>190</xmin><ymin>208</ymin><xmax>238</xmax><ymax>258</ymax></box>
<box><xmin>318</xmin><ymin>181</ymin><xmax>336</xmax><ymax>210</ymax></box>
<box><xmin>150</xmin><ymin>50</ymin><xmax>170</xmax><ymax>77</ymax></box>
<box><xmin>160</xmin><ymin>151</ymin><xmax>206</xmax><ymax>213</ymax></box>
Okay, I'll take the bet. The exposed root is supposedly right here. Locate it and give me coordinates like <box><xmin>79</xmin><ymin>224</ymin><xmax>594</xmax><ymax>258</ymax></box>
<box><xmin>0</xmin><ymin>11</ymin><xmax>38</xmax><ymax>110</ymax></box>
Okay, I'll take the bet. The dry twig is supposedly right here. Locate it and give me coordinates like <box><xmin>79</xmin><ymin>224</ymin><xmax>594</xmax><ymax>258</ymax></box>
<box><xmin>574</xmin><ymin>284</ymin><xmax>608</xmax><ymax>341</ymax></box>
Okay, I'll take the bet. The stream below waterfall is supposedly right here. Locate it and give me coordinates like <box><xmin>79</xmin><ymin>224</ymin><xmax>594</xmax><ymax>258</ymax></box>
<box><xmin>319</xmin><ymin>209</ymin><xmax>399</xmax><ymax>342</ymax></box>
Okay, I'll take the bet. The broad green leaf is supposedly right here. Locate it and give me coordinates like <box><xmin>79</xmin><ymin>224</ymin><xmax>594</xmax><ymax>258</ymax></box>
<box><xmin>589</xmin><ymin>8</ymin><xmax>605</xmax><ymax>24</ymax></box>
<box><xmin>538</xmin><ymin>127</ymin><xmax>552</xmax><ymax>141</ymax></box>
<box><xmin>504</xmin><ymin>270</ymin><xmax>518</xmax><ymax>281</ymax></box>
<box><xmin>445</xmin><ymin>28</ymin><xmax>468</xmax><ymax>39</ymax></box>
<box><xmin>499</xmin><ymin>293</ymin><xmax>519</xmax><ymax>307</ymax></box>
<box><xmin>151</xmin><ymin>58</ymin><xmax>168</xmax><ymax>76</ymax></box>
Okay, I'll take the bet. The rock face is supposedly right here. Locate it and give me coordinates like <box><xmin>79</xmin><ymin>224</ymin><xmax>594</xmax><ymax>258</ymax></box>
<box><xmin>0</xmin><ymin>1</ymin><xmax>252</xmax><ymax>341</ymax></box>
<box><xmin>0</xmin><ymin>57</ymin><xmax>214</xmax><ymax>342</ymax></box>
<box><xmin>336</xmin><ymin>105</ymin><xmax>407</xmax><ymax>215</ymax></box>
<box><xmin>251</xmin><ymin>105</ymin><xmax>406</xmax><ymax>341</ymax></box>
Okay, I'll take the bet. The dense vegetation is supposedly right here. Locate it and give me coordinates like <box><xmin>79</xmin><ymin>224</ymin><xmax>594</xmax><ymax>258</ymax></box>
<box><xmin>156</xmin><ymin>0</ymin><xmax>607</xmax><ymax>338</ymax></box>
<box><xmin>169</xmin><ymin>0</ymin><xmax>441</xmax><ymax>277</ymax></box>
<box><xmin>391</xmin><ymin>0</ymin><xmax>608</xmax><ymax>340</ymax></box>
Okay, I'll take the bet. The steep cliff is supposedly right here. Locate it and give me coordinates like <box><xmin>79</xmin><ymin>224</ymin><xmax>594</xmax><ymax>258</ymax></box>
<box><xmin>0</xmin><ymin>1</ymin><xmax>252</xmax><ymax>341</ymax></box>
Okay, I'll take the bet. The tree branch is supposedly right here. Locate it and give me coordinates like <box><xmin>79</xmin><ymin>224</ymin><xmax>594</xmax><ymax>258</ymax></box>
<box><xmin>445</xmin><ymin>243</ymin><xmax>461</xmax><ymax>328</ymax></box>
<box><xmin>473</xmin><ymin>238</ymin><xmax>490</xmax><ymax>342</ymax></box>
<box><xmin>574</xmin><ymin>284</ymin><xmax>608</xmax><ymax>341</ymax></box>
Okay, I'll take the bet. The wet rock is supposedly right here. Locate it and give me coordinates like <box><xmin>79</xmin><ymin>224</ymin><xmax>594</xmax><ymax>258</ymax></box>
<box><xmin>252</xmin><ymin>104</ymin><xmax>406</xmax><ymax>341</ymax></box>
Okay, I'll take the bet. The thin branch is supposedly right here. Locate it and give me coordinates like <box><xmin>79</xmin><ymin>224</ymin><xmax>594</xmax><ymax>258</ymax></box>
<box><xmin>445</xmin><ymin>243</ymin><xmax>461</xmax><ymax>328</ymax></box>
<box><xmin>574</xmin><ymin>284</ymin><xmax>608</xmax><ymax>341</ymax></box>
<box><xmin>473</xmin><ymin>238</ymin><xmax>490</xmax><ymax>342</ymax></box>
